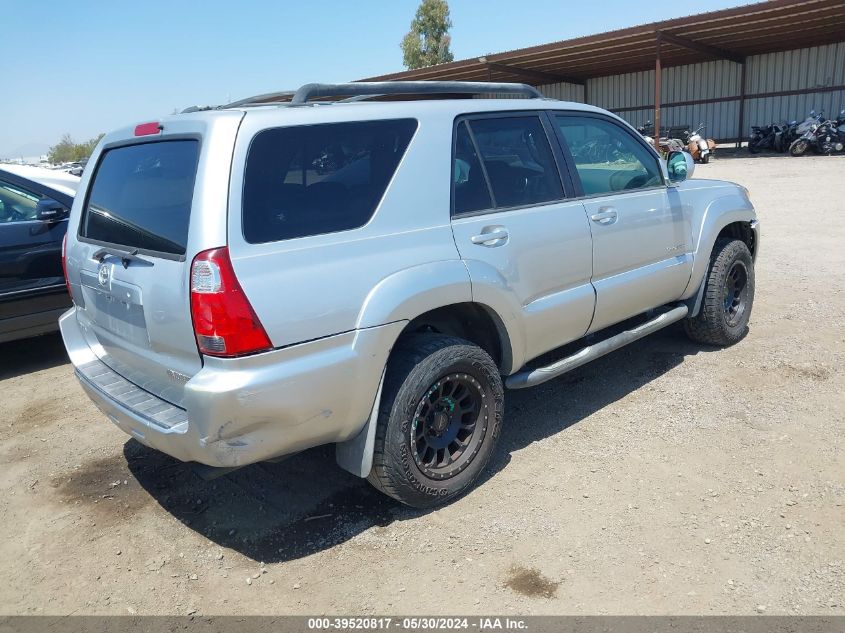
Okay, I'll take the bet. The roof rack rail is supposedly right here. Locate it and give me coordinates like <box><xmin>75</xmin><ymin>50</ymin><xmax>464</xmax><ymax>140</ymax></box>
<box><xmin>222</xmin><ymin>90</ymin><xmax>296</xmax><ymax>109</ymax></box>
<box><xmin>215</xmin><ymin>81</ymin><xmax>544</xmax><ymax>109</ymax></box>
<box><xmin>290</xmin><ymin>81</ymin><xmax>544</xmax><ymax>104</ymax></box>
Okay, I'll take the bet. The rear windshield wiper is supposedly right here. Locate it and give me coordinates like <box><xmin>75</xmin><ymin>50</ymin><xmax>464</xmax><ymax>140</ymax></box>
<box><xmin>92</xmin><ymin>246</ymin><xmax>153</xmax><ymax>269</ymax></box>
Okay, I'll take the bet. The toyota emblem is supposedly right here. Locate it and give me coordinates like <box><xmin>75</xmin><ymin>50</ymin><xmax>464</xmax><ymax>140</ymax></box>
<box><xmin>98</xmin><ymin>263</ymin><xmax>110</xmax><ymax>287</ymax></box>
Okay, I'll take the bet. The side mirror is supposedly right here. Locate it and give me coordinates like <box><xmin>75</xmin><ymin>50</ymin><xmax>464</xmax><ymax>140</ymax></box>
<box><xmin>666</xmin><ymin>150</ymin><xmax>695</xmax><ymax>183</ymax></box>
<box><xmin>35</xmin><ymin>198</ymin><xmax>69</xmax><ymax>222</ymax></box>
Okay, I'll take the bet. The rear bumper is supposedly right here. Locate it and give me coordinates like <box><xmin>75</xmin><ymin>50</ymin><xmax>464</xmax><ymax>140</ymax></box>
<box><xmin>0</xmin><ymin>306</ymin><xmax>67</xmax><ymax>343</ymax></box>
<box><xmin>60</xmin><ymin>308</ymin><xmax>404</xmax><ymax>467</ymax></box>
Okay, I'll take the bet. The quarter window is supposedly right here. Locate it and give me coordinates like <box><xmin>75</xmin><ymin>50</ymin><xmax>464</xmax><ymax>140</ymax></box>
<box><xmin>555</xmin><ymin>115</ymin><xmax>662</xmax><ymax>196</ymax></box>
<box><xmin>242</xmin><ymin>119</ymin><xmax>417</xmax><ymax>243</ymax></box>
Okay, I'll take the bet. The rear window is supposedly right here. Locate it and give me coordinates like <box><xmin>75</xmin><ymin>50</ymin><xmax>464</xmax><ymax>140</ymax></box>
<box><xmin>242</xmin><ymin>119</ymin><xmax>417</xmax><ymax>243</ymax></box>
<box><xmin>80</xmin><ymin>140</ymin><xmax>199</xmax><ymax>256</ymax></box>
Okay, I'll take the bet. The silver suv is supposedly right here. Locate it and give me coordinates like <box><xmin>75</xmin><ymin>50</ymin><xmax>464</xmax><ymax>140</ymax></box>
<box><xmin>60</xmin><ymin>82</ymin><xmax>758</xmax><ymax>507</ymax></box>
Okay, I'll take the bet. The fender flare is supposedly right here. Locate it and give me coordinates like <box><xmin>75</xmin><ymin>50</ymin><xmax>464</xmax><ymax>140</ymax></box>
<box><xmin>355</xmin><ymin>260</ymin><xmax>472</xmax><ymax>329</ymax></box>
<box><xmin>338</xmin><ymin>260</ymin><xmax>526</xmax><ymax>478</ymax></box>
<box><xmin>681</xmin><ymin>192</ymin><xmax>758</xmax><ymax>304</ymax></box>
<box><xmin>462</xmin><ymin>259</ymin><xmax>529</xmax><ymax>374</ymax></box>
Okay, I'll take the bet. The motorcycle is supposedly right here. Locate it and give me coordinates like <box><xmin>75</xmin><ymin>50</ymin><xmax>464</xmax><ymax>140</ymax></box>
<box><xmin>774</xmin><ymin>119</ymin><xmax>799</xmax><ymax>152</ymax></box>
<box><xmin>687</xmin><ymin>123</ymin><xmax>716</xmax><ymax>163</ymax></box>
<box><xmin>749</xmin><ymin>110</ymin><xmax>822</xmax><ymax>153</ymax></box>
<box><xmin>748</xmin><ymin>123</ymin><xmax>779</xmax><ymax>153</ymax></box>
<box><xmin>636</xmin><ymin>121</ymin><xmax>687</xmax><ymax>157</ymax></box>
<box><xmin>790</xmin><ymin>109</ymin><xmax>845</xmax><ymax>156</ymax></box>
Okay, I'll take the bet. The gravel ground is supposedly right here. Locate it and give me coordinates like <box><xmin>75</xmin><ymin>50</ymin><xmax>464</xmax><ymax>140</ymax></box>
<box><xmin>0</xmin><ymin>154</ymin><xmax>843</xmax><ymax>616</ymax></box>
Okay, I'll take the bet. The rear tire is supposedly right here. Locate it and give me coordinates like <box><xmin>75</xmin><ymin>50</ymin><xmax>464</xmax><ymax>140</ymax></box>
<box><xmin>684</xmin><ymin>239</ymin><xmax>755</xmax><ymax>347</ymax></box>
<box><xmin>367</xmin><ymin>334</ymin><xmax>504</xmax><ymax>508</ymax></box>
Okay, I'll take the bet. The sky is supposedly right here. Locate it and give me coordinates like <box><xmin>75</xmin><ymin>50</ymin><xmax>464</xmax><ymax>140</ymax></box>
<box><xmin>1</xmin><ymin>0</ymin><xmax>744</xmax><ymax>158</ymax></box>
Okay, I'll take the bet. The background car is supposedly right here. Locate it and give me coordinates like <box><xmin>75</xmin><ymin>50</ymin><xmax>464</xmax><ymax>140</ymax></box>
<box><xmin>0</xmin><ymin>165</ymin><xmax>79</xmax><ymax>343</ymax></box>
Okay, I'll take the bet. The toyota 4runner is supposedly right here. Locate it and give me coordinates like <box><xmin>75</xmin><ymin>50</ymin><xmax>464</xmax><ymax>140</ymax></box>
<box><xmin>60</xmin><ymin>82</ymin><xmax>758</xmax><ymax>507</ymax></box>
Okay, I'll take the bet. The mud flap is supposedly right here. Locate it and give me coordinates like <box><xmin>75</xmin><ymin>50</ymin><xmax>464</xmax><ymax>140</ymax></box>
<box><xmin>686</xmin><ymin>276</ymin><xmax>708</xmax><ymax>318</ymax></box>
<box><xmin>335</xmin><ymin>369</ymin><xmax>385</xmax><ymax>478</ymax></box>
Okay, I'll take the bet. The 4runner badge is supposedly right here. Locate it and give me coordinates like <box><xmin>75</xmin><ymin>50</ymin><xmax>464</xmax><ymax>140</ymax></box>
<box><xmin>98</xmin><ymin>263</ymin><xmax>110</xmax><ymax>287</ymax></box>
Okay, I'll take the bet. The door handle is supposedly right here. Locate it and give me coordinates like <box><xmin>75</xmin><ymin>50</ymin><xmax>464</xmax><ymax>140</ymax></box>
<box><xmin>470</xmin><ymin>227</ymin><xmax>509</xmax><ymax>246</ymax></box>
<box><xmin>590</xmin><ymin>208</ymin><xmax>618</xmax><ymax>225</ymax></box>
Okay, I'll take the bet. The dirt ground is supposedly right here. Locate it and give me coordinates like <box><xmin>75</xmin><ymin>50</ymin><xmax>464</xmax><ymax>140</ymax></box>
<box><xmin>1</xmin><ymin>154</ymin><xmax>843</xmax><ymax>616</ymax></box>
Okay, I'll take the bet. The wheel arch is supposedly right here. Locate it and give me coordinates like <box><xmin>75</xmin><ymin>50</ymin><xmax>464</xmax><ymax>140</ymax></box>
<box><xmin>397</xmin><ymin>301</ymin><xmax>514</xmax><ymax>375</ymax></box>
<box><xmin>682</xmin><ymin>190</ymin><xmax>759</xmax><ymax>306</ymax></box>
<box><xmin>340</xmin><ymin>262</ymin><xmax>519</xmax><ymax>479</ymax></box>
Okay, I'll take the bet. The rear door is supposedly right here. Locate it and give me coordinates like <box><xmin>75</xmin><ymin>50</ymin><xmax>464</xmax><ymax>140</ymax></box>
<box><xmin>66</xmin><ymin>112</ymin><xmax>242</xmax><ymax>406</ymax></box>
<box><xmin>552</xmin><ymin>113</ymin><xmax>693</xmax><ymax>333</ymax></box>
<box><xmin>449</xmin><ymin>112</ymin><xmax>595</xmax><ymax>362</ymax></box>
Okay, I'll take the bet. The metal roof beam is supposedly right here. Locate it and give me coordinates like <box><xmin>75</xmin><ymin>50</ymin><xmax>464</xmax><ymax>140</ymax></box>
<box><xmin>657</xmin><ymin>31</ymin><xmax>745</xmax><ymax>64</ymax></box>
<box><xmin>480</xmin><ymin>60</ymin><xmax>585</xmax><ymax>85</ymax></box>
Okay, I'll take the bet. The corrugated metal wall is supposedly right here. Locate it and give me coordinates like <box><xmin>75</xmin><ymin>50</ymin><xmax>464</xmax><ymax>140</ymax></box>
<box><xmin>744</xmin><ymin>43</ymin><xmax>845</xmax><ymax>128</ymax></box>
<box><xmin>532</xmin><ymin>42</ymin><xmax>845</xmax><ymax>141</ymax></box>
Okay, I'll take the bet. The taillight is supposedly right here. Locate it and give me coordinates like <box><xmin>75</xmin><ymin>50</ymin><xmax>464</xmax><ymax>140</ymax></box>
<box><xmin>190</xmin><ymin>247</ymin><xmax>272</xmax><ymax>357</ymax></box>
<box><xmin>61</xmin><ymin>233</ymin><xmax>73</xmax><ymax>301</ymax></box>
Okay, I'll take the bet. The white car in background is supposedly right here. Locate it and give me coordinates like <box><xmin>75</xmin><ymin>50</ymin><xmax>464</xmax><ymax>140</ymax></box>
<box><xmin>0</xmin><ymin>164</ymin><xmax>80</xmax><ymax>197</ymax></box>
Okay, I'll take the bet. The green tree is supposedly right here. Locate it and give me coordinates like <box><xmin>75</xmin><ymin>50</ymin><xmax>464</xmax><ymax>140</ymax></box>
<box><xmin>401</xmin><ymin>0</ymin><xmax>454</xmax><ymax>70</ymax></box>
<box><xmin>47</xmin><ymin>133</ymin><xmax>104</xmax><ymax>164</ymax></box>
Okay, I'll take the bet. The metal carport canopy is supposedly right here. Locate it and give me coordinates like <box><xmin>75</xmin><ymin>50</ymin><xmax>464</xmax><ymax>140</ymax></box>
<box><xmin>362</xmin><ymin>0</ymin><xmax>845</xmax><ymax>84</ymax></box>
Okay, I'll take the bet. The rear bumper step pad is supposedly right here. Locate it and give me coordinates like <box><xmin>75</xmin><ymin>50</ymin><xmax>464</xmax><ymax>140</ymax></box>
<box><xmin>76</xmin><ymin>359</ymin><xmax>187</xmax><ymax>430</ymax></box>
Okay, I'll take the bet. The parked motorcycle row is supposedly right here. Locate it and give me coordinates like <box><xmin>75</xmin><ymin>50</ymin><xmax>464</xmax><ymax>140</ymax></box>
<box><xmin>636</xmin><ymin>122</ymin><xmax>717</xmax><ymax>163</ymax></box>
<box><xmin>749</xmin><ymin>109</ymin><xmax>845</xmax><ymax>156</ymax></box>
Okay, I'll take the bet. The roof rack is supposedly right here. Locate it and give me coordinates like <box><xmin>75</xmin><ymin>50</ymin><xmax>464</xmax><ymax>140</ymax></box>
<box><xmin>221</xmin><ymin>90</ymin><xmax>296</xmax><ymax>109</ymax></box>
<box><xmin>291</xmin><ymin>81</ymin><xmax>544</xmax><ymax>104</ymax></box>
<box><xmin>217</xmin><ymin>81</ymin><xmax>544</xmax><ymax>109</ymax></box>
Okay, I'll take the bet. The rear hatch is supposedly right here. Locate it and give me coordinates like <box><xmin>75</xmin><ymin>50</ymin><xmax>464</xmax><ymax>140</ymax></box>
<box><xmin>66</xmin><ymin>112</ymin><xmax>243</xmax><ymax>406</ymax></box>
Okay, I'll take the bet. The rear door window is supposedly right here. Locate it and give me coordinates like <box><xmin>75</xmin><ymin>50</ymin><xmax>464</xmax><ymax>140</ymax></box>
<box><xmin>242</xmin><ymin>119</ymin><xmax>417</xmax><ymax>243</ymax></box>
<box><xmin>80</xmin><ymin>140</ymin><xmax>199</xmax><ymax>256</ymax></box>
<box><xmin>464</xmin><ymin>115</ymin><xmax>563</xmax><ymax>210</ymax></box>
<box><xmin>453</xmin><ymin>121</ymin><xmax>494</xmax><ymax>214</ymax></box>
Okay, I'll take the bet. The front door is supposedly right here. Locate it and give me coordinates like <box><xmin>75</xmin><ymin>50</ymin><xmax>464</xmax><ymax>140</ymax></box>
<box><xmin>449</xmin><ymin>113</ymin><xmax>595</xmax><ymax>363</ymax></box>
<box><xmin>552</xmin><ymin>113</ymin><xmax>693</xmax><ymax>333</ymax></box>
<box><xmin>0</xmin><ymin>176</ymin><xmax>69</xmax><ymax>324</ymax></box>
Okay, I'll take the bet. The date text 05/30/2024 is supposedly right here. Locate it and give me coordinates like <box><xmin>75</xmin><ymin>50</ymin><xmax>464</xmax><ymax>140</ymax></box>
<box><xmin>307</xmin><ymin>617</ymin><xmax>528</xmax><ymax>630</ymax></box>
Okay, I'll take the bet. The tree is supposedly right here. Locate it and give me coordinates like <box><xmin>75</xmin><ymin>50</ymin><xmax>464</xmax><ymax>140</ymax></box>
<box><xmin>47</xmin><ymin>133</ymin><xmax>105</xmax><ymax>164</ymax></box>
<box><xmin>401</xmin><ymin>0</ymin><xmax>454</xmax><ymax>70</ymax></box>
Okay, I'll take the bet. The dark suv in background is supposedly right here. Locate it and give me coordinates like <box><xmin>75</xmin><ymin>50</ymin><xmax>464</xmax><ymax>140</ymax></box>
<box><xmin>0</xmin><ymin>166</ymin><xmax>77</xmax><ymax>343</ymax></box>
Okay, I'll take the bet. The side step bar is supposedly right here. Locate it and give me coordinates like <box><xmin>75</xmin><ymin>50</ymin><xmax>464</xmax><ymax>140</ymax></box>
<box><xmin>505</xmin><ymin>304</ymin><xmax>689</xmax><ymax>390</ymax></box>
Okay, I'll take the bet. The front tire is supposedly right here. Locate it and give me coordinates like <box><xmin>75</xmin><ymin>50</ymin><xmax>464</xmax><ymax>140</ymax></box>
<box><xmin>700</xmin><ymin>152</ymin><xmax>711</xmax><ymax>164</ymax></box>
<box><xmin>367</xmin><ymin>335</ymin><xmax>504</xmax><ymax>508</ymax></box>
<box><xmin>790</xmin><ymin>139</ymin><xmax>809</xmax><ymax>156</ymax></box>
<box><xmin>684</xmin><ymin>239</ymin><xmax>755</xmax><ymax>347</ymax></box>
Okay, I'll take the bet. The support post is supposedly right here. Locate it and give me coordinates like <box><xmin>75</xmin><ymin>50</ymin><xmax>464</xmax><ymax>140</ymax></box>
<box><xmin>736</xmin><ymin>60</ymin><xmax>747</xmax><ymax>148</ymax></box>
<box><xmin>654</xmin><ymin>34</ymin><xmax>662</xmax><ymax>147</ymax></box>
